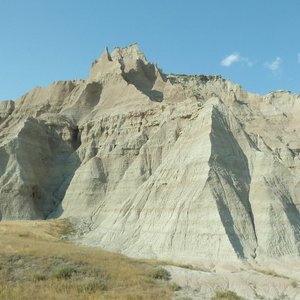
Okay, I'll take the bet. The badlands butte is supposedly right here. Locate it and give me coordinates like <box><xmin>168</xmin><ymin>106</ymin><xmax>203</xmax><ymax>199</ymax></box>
<box><xmin>0</xmin><ymin>44</ymin><xmax>300</xmax><ymax>272</ymax></box>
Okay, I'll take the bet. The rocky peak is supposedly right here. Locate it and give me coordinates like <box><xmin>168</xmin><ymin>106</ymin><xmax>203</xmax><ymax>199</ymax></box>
<box><xmin>88</xmin><ymin>47</ymin><xmax>122</xmax><ymax>82</ymax></box>
<box><xmin>88</xmin><ymin>44</ymin><xmax>148</xmax><ymax>81</ymax></box>
<box><xmin>111</xmin><ymin>43</ymin><xmax>148</xmax><ymax>70</ymax></box>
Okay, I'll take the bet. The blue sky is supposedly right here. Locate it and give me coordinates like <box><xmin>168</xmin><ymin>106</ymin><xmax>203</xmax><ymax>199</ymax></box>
<box><xmin>0</xmin><ymin>0</ymin><xmax>299</xmax><ymax>100</ymax></box>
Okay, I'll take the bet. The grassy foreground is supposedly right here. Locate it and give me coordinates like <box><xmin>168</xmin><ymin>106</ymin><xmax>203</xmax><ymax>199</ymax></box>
<box><xmin>0</xmin><ymin>219</ymin><xmax>173</xmax><ymax>300</ymax></box>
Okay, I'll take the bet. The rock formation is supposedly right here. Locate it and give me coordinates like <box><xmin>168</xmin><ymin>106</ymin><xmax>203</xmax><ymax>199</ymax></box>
<box><xmin>0</xmin><ymin>44</ymin><xmax>300</xmax><ymax>268</ymax></box>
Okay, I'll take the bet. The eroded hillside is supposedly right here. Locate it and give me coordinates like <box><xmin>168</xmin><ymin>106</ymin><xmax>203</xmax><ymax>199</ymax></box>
<box><xmin>0</xmin><ymin>44</ymin><xmax>300</xmax><ymax>269</ymax></box>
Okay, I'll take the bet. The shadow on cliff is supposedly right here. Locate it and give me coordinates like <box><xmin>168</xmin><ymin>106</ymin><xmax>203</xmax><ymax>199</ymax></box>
<box><xmin>208</xmin><ymin>106</ymin><xmax>257</xmax><ymax>259</ymax></box>
<box><xmin>45</xmin><ymin>127</ymin><xmax>81</xmax><ymax>219</ymax></box>
<box><xmin>0</xmin><ymin>117</ymin><xmax>81</xmax><ymax>220</ymax></box>
<box><xmin>265</xmin><ymin>176</ymin><xmax>300</xmax><ymax>254</ymax></box>
<box><xmin>122</xmin><ymin>59</ymin><xmax>165</xmax><ymax>102</ymax></box>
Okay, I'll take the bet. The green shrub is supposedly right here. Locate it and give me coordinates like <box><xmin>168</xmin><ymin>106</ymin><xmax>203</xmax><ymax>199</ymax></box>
<box><xmin>169</xmin><ymin>282</ymin><xmax>181</xmax><ymax>291</ymax></box>
<box><xmin>148</xmin><ymin>267</ymin><xmax>171</xmax><ymax>281</ymax></box>
<box><xmin>213</xmin><ymin>289</ymin><xmax>244</xmax><ymax>300</ymax></box>
<box><xmin>52</xmin><ymin>266</ymin><xmax>77</xmax><ymax>279</ymax></box>
<box><xmin>291</xmin><ymin>280</ymin><xmax>298</xmax><ymax>288</ymax></box>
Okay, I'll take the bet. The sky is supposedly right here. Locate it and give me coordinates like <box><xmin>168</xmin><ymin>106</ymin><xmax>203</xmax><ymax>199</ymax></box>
<box><xmin>0</xmin><ymin>0</ymin><xmax>300</xmax><ymax>100</ymax></box>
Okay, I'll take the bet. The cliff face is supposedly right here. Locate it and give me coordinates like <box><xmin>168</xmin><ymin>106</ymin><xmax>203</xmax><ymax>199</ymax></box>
<box><xmin>0</xmin><ymin>44</ymin><xmax>300</xmax><ymax>266</ymax></box>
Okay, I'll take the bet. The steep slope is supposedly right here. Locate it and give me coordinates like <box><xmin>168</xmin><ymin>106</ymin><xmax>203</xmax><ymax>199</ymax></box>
<box><xmin>0</xmin><ymin>44</ymin><xmax>299</xmax><ymax>268</ymax></box>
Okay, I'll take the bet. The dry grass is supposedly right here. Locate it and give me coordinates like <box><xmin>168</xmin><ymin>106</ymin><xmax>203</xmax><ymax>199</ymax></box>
<box><xmin>0</xmin><ymin>219</ymin><xmax>173</xmax><ymax>300</ymax></box>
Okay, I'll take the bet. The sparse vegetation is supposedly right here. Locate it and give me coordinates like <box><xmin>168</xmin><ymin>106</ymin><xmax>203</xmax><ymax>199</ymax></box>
<box><xmin>273</xmin><ymin>293</ymin><xmax>288</xmax><ymax>300</ymax></box>
<box><xmin>212</xmin><ymin>289</ymin><xmax>244</xmax><ymax>300</ymax></box>
<box><xmin>169</xmin><ymin>282</ymin><xmax>181</xmax><ymax>291</ymax></box>
<box><xmin>148</xmin><ymin>267</ymin><xmax>171</xmax><ymax>280</ymax></box>
<box><xmin>57</xmin><ymin>218</ymin><xmax>76</xmax><ymax>238</ymax></box>
<box><xmin>0</xmin><ymin>219</ymin><xmax>173</xmax><ymax>299</ymax></box>
<box><xmin>178</xmin><ymin>264</ymin><xmax>195</xmax><ymax>270</ymax></box>
<box><xmin>77</xmin><ymin>277</ymin><xmax>109</xmax><ymax>293</ymax></box>
<box><xmin>52</xmin><ymin>266</ymin><xmax>77</xmax><ymax>279</ymax></box>
<box><xmin>291</xmin><ymin>280</ymin><xmax>298</xmax><ymax>288</ymax></box>
<box><xmin>254</xmin><ymin>291</ymin><xmax>265</xmax><ymax>300</ymax></box>
<box><xmin>253</xmin><ymin>268</ymin><xmax>289</xmax><ymax>279</ymax></box>
<box><xmin>31</xmin><ymin>272</ymin><xmax>47</xmax><ymax>282</ymax></box>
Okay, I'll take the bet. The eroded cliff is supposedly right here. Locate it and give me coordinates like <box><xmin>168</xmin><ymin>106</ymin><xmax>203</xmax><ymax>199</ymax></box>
<box><xmin>0</xmin><ymin>44</ymin><xmax>300</xmax><ymax>267</ymax></box>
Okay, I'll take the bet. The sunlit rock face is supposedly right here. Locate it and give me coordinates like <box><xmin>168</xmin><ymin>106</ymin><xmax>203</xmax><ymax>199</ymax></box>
<box><xmin>0</xmin><ymin>44</ymin><xmax>300</xmax><ymax>266</ymax></box>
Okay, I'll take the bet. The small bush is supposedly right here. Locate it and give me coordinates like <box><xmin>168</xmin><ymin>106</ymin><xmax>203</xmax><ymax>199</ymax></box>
<box><xmin>273</xmin><ymin>293</ymin><xmax>288</xmax><ymax>300</ymax></box>
<box><xmin>77</xmin><ymin>277</ymin><xmax>108</xmax><ymax>293</ymax></box>
<box><xmin>52</xmin><ymin>266</ymin><xmax>77</xmax><ymax>279</ymax></box>
<box><xmin>254</xmin><ymin>292</ymin><xmax>265</xmax><ymax>300</ymax></box>
<box><xmin>31</xmin><ymin>272</ymin><xmax>47</xmax><ymax>281</ymax></box>
<box><xmin>169</xmin><ymin>282</ymin><xmax>181</xmax><ymax>291</ymax></box>
<box><xmin>261</xmin><ymin>270</ymin><xmax>278</xmax><ymax>277</ymax></box>
<box><xmin>148</xmin><ymin>267</ymin><xmax>171</xmax><ymax>281</ymax></box>
<box><xmin>183</xmin><ymin>264</ymin><xmax>194</xmax><ymax>270</ymax></box>
<box><xmin>18</xmin><ymin>233</ymin><xmax>29</xmax><ymax>238</ymax></box>
<box><xmin>291</xmin><ymin>280</ymin><xmax>298</xmax><ymax>288</ymax></box>
<box><xmin>213</xmin><ymin>289</ymin><xmax>244</xmax><ymax>300</ymax></box>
